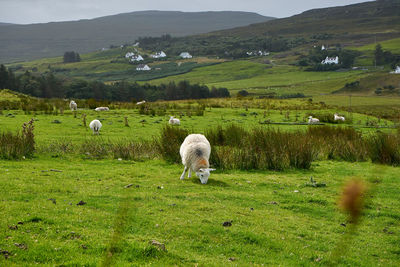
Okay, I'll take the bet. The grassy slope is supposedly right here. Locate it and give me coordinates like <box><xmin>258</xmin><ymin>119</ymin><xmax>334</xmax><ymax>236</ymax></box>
<box><xmin>8</xmin><ymin>47</ymin><xmax>225</xmax><ymax>83</ymax></box>
<box><xmin>146</xmin><ymin>61</ymin><xmax>371</xmax><ymax>96</ymax></box>
<box><xmin>351</xmin><ymin>38</ymin><xmax>400</xmax><ymax>66</ymax></box>
<box><xmin>205</xmin><ymin>0</ymin><xmax>400</xmax><ymax>43</ymax></box>
<box><xmin>0</xmin><ymin>156</ymin><xmax>399</xmax><ymax>266</ymax></box>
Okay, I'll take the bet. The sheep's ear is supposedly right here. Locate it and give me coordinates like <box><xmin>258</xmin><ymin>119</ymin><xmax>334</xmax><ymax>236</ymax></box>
<box><xmin>208</xmin><ymin>168</ymin><xmax>216</xmax><ymax>172</ymax></box>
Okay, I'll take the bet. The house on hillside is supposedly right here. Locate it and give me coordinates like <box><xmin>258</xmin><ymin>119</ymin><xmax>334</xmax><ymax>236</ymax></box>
<box><xmin>321</xmin><ymin>56</ymin><xmax>339</xmax><ymax>64</ymax></box>
<box><xmin>136</xmin><ymin>64</ymin><xmax>151</xmax><ymax>71</ymax></box>
<box><xmin>321</xmin><ymin>45</ymin><xmax>326</xmax><ymax>50</ymax></box>
<box><xmin>125</xmin><ymin>52</ymin><xmax>135</xmax><ymax>58</ymax></box>
<box><xmin>150</xmin><ymin>51</ymin><xmax>167</xmax><ymax>58</ymax></box>
<box><xmin>180</xmin><ymin>52</ymin><xmax>192</xmax><ymax>59</ymax></box>
<box><xmin>246</xmin><ymin>50</ymin><xmax>269</xmax><ymax>56</ymax></box>
<box><xmin>130</xmin><ymin>55</ymin><xmax>144</xmax><ymax>62</ymax></box>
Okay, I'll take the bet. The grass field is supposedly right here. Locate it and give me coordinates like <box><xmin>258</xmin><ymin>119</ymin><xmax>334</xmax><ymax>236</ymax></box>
<box><xmin>146</xmin><ymin>61</ymin><xmax>372</xmax><ymax>96</ymax></box>
<box><xmin>0</xmin><ymin>95</ymin><xmax>399</xmax><ymax>265</ymax></box>
<box><xmin>1</xmin><ymin>152</ymin><xmax>399</xmax><ymax>265</ymax></box>
<box><xmin>7</xmin><ymin>48</ymin><xmax>225</xmax><ymax>83</ymax></box>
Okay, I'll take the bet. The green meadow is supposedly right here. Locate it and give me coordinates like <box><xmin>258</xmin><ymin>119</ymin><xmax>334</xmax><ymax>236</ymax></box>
<box><xmin>0</xmin><ymin>95</ymin><xmax>399</xmax><ymax>265</ymax></box>
<box><xmin>146</xmin><ymin>62</ymin><xmax>372</xmax><ymax>96</ymax></box>
<box><xmin>1</xmin><ymin>33</ymin><xmax>400</xmax><ymax>265</ymax></box>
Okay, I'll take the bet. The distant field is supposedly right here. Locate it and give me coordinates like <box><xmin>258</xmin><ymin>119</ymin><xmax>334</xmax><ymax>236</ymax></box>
<box><xmin>351</xmin><ymin>38</ymin><xmax>400</xmax><ymax>67</ymax></box>
<box><xmin>147</xmin><ymin>61</ymin><xmax>371</xmax><ymax>96</ymax></box>
<box><xmin>351</xmin><ymin>38</ymin><xmax>400</xmax><ymax>54</ymax></box>
<box><xmin>7</xmin><ymin>48</ymin><xmax>224</xmax><ymax>83</ymax></box>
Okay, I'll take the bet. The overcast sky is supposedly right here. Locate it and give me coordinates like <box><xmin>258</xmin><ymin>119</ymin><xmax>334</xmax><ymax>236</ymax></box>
<box><xmin>1</xmin><ymin>0</ymin><xmax>370</xmax><ymax>24</ymax></box>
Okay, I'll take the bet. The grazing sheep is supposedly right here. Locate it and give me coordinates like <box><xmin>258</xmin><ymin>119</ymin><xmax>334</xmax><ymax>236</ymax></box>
<box><xmin>334</xmin><ymin>113</ymin><xmax>345</xmax><ymax>121</ymax></box>
<box><xmin>69</xmin><ymin>100</ymin><xmax>77</xmax><ymax>111</ymax></box>
<box><xmin>89</xmin><ymin>119</ymin><xmax>102</xmax><ymax>135</ymax></box>
<box><xmin>95</xmin><ymin>107</ymin><xmax>109</xmax><ymax>111</ymax></box>
<box><xmin>136</xmin><ymin>100</ymin><xmax>146</xmax><ymax>105</ymax></box>
<box><xmin>169</xmin><ymin>116</ymin><xmax>180</xmax><ymax>125</ymax></box>
<box><xmin>308</xmin><ymin>116</ymin><xmax>320</xmax><ymax>124</ymax></box>
<box><xmin>180</xmin><ymin>134</ymin><xmax>215</xmax><ymax>184</ymax></box>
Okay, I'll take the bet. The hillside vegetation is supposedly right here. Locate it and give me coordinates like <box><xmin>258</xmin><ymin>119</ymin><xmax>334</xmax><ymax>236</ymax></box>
<box><xmin>136</xmin><ymin>0</ymin><xmax>400</xmax><ymax>59</ymax></box>
<box><xmin>0</xmin><ymin>11</ymin><xmax>272</xmax><ymax>63</ymax></box>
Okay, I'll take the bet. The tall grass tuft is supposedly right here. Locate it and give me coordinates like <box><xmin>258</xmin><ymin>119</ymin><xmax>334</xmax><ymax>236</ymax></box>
<box><xmin>368</xmin><ymin>132</ymin><xmax>400</xmax><ymax>166</ymax></box>
<box><xmin>111</xmin><ymin>141</ymin><xmax>158</xmax><ymax>161</ymax></box>
<box><xmin>0</xmin><ymin>119</ymin><xmax>35</xmax><ymax>159</ymax></box>
<box><xmin>307</xmin><ymin>126</ymin><xmax>368</xmax><ymax>162</ymax></box>
<box><xmin>208</xmin><ymin>126</ymin><xmax>315</xmax><ymax>170</ymax></box>
<box><xmin>157</xmin><ymin>125</ymin><xmax>188</xmax><ymax>163</ymax></box>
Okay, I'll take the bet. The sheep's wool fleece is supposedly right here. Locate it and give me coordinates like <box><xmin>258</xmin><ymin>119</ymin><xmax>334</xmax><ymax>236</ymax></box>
<box><xmin>180</xmin><ymin>134</ymin><xmax>210</xmax><ymax>170</ymax></box>
<box><xmin>89</xmin><ymin>120</ymin><xmax>102</xmax><ymax>131</ymax></box>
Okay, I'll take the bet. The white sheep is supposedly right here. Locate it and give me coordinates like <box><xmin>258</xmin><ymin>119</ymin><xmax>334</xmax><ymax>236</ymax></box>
<box><xmin>89</xmin><ymin>119</ymin><xmax>102</xmax><ymax>135</ymax></box>
<box><xmin>95</xmin><ymin>107</ymin><xmax>109</xmax><ymax>111</ymax></box>
<box><xmin>180</xmin><ymin>134</ymin><xmax>215</xmax><ymax>184</ymax></box>
<box><xmin>308</xmin><ymin>116</ymin><xmax>320</xmax><ymax>124</ymax></box>
<box><xmin>169</xmin><ymin>116</ymin><xmax>180</xmax><ymax>125</ymax></box>
<box><xmin>334</xmin><ymin>113</ymin><xmax>345</xmax><ymax>121</ymax></box>
<box><xmin>69</xmin><ymin>100</ymin><xmax>77</xmax><ymax>111</ymax></box>
<box><xmin>136</xmin><ymin>100</ymin><xmax>146</xmax><ymax>105</ymax></box>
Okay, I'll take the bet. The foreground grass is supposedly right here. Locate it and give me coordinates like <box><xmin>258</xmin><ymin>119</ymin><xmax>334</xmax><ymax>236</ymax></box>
<box><xmin>0</xmin><ymin>157</ymin><xmax>399</xmax><ymax>266</ymax></box>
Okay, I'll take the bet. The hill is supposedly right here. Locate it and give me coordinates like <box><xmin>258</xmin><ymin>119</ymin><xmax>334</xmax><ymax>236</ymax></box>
<box><xmin>137</xmin><ymin>0</ymin><xmax>400</xmax><ymax>58</ymax></box>
<box><xmin>0</xmin><ymin>11</ymin><xmax>273</xmax><ymax>63</ymax></box>
<box><xmin>209</xmin><ymin>0</ymin><xmax>400</xmax><ymax>44</ymax></box>
<box><xmin>0</xmin><ymin>22</ymin><xmax>15</xmax><ymax>26</ymax></box>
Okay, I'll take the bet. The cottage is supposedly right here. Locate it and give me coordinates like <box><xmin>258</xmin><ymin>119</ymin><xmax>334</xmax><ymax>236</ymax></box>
<box><xmin>180</xmin><ymin>52</ymin><xmax>192</xmax><ymax>59</ymax></box>
<box><xmin>151</xmin><ymin>51</ymin><xmax>167</xmax><ymax>58</ymax></box>
<box><xmin>136</xmin><ymin>64</ymin><xmax>151</xmax><ymax>71</ymax></box>
<box><xmin>130</xmin><ymin>55</ymin><xmax>144</xmax><ymax>62</ymax></box>
<box><xmin>321</xmin><ymin>56</ymin><xmax>339</xmax><ymax>65</ymax></box>
<box><xmin>125</xmin><ymin>52</ymin><xmax>135</xmax><ymax>58</ymax></box>
<box><xmin>321</xmin><ymin>45</ymin><xmax>326</xmax><ymax>50</ymax></box>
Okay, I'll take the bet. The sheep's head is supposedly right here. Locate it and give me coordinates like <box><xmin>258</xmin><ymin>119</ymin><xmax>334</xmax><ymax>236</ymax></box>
<box><xmin>308</xmin><ymin>116</ymin><xmax>313</xmax><ymax>119</ymax></box>
<box><xmin>196</xmin><ymin>168</ymin><xmax>216</xmax><ymax>184</ymax></box>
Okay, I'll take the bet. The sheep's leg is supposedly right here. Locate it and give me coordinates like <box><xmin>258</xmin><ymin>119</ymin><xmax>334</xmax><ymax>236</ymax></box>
<box><xmin>180</xmin><ymin>166</ymin><xmax>187</xmax><ymax>180</ymax></box>
<box><xmin>188</xmin><ymin>168</ymin><xmax>192</xmax><ymax>178</ymax></box>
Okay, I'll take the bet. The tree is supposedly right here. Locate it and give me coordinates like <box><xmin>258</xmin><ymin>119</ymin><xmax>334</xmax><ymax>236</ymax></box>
<box><xmin>63</xmin><ymin>51</ymin><xmax>81</xmax><ymax>63</ymax></box>
<box><xmin>0</xmin><ymin>64</ymin><xmax>9</xmax><ymax>89</ymax></box>
<box><xmin>374</xmin><ymin>44</ymin><xmax>384</xmax><ymax>66</ymax></box>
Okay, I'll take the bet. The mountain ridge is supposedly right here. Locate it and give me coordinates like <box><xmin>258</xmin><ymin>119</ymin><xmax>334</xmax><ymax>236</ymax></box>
<box><xmin>0</xmin><ymin>10</ymin><xmax>273</xmax><ymax>63</ymax></box>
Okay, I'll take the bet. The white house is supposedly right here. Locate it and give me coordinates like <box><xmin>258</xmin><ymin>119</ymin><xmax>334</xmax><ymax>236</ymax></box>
<box><xmin>321</xmin><ymin>45</ymin><xmax>326</xmax><ymax>50</ymax></box>
<box><xmin>247</xmin><ymin>51</ymin><xmax>269</xmax><ymax>56</ymax></box>
<box><xmin>151</xmin><ymin>51</ymin><xmax>167</xmax><ymax>58</ymax></box>
<box><xmin>321</xmin><ymin>56</ymin><xmax>339</xmax><ymax>65</ymax></box>
<box><xmin>125</xmin><ymin>52</ymin><xmax>135</xmax><ymax>58</ymax></box>
<box><xmin>130</xmin><ymin>55</ymin><xmax>144</xmax><ymax>62</ymax></box>
<box><xmin>180</xmin><ymin>52</ymin><xmax>192</xmax><ymax>59</ymax></box>
<box><xmin>136</xmin><ymin>64</ymin><xmax>151</xmax><ymax>71</ymax></box>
